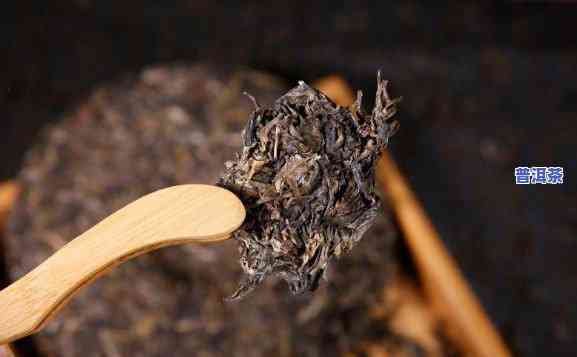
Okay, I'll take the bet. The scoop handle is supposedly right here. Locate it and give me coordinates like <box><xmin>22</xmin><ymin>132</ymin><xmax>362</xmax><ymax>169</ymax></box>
<box><xmin>0</xmin><ymin>184</ymin><xmax>245</xmax><ymax>344</ymax></box>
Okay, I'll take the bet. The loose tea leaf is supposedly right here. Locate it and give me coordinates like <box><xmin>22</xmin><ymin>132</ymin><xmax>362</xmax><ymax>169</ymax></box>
<box><xmin>8</xmin><ymin>64</ymin><xmax>439</xmax><ymax>356</ymax></box>
<box><xmin>219</xmin><ymin>72</ymin><xmax>400</xmax><ymax>299</ymax></box>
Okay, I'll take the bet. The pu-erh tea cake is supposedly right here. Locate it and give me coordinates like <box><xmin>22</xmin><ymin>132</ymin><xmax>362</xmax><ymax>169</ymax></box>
<box><xmin>5</xmin><ymin>64</ymin><xmax>448</xmax><ymax>356</ymax></box>
<box><xmin>219</xmin><ymin>73</ymin><xmax>400</xmax><ymax>299</ymax></box>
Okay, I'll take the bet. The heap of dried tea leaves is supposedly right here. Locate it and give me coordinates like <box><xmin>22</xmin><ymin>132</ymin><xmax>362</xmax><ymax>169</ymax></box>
<box><xmin>7</xmin><ymin>64</ymin><xmax>451</xmax><ymax>356</ymax></box>
<box><xmin>219</xmin><ymin>72</ymin><xmax>400</xmax><ymax>299</ymax></box>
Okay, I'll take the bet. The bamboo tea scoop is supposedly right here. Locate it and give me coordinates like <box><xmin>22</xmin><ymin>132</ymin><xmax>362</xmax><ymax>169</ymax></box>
<box><xmin>0</xmin><ymin>184</ymin><xmax>245</xmax><ymax>345</ymax></box>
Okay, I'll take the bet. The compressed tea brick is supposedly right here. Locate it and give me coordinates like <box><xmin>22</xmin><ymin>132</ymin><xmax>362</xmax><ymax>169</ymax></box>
<box><xmin>219</xmin><ymin>73</ymin><xmax>400</xmax><ymax>299</ymax></box>
<box><xmin>5</xmin><ymin>64</ymin><xmax>429</xmax><ymax>356</ymax></box>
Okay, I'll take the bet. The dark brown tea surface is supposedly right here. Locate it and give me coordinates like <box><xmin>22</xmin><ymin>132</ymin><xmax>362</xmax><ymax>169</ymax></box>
<box><xmin>6</xmin><ymin>64</ymin><xmax>437</xmax><ymax>356</ymax></box>
<box><xmin>219</xmin><ymin>74</ymin><xmax>400</xmax><ymax>299</ymax></box>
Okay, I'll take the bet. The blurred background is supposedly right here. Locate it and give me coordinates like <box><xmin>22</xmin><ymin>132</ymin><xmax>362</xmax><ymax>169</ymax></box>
<box><xmin>1</xmin><ymin>1</ymin><xmax>577</xmax><ymax>356</ymax></box>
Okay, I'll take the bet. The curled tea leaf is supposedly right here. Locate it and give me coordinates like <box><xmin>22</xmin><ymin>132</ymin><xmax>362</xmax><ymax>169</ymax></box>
<box><xmin>218</xmin><ymin>72</ymin><xmax>400</xmax><ymax>300</ymax></box>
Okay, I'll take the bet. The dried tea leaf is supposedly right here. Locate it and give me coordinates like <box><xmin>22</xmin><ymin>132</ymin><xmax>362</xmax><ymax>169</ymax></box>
<box><xmin>8</xmin><ymin>64</ymin><xmax>440</xmax><ymax>356</ymax></box>
<box><xmin>218</xmin><ymin>72</ymin><xmax>400</xmax><ymax>299</ymax></box>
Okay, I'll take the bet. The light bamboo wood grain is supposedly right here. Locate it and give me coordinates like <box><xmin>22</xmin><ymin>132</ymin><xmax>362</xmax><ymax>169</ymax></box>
<box><xmin>315</xmin><ymin>77</ymin><xmax>511</xmax><ymax>357</ymax></box>
<box><xmin>0</xmin><ymin>184</ymin><xmax>245</xmax><ymax>345</ymax></box>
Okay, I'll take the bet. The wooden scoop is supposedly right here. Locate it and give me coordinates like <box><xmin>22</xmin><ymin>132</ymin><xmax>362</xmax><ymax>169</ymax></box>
<box><xmin>0</xmin><ymin>184</ymin><xmax>245</xmax><ymax>345</ymax></box>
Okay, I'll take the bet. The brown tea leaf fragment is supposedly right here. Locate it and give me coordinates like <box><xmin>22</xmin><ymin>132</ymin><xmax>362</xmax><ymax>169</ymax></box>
<box><xmin>218</xmin><ymin>72</ymin><xmax>400</xmax><ymax>299</ymax></box>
